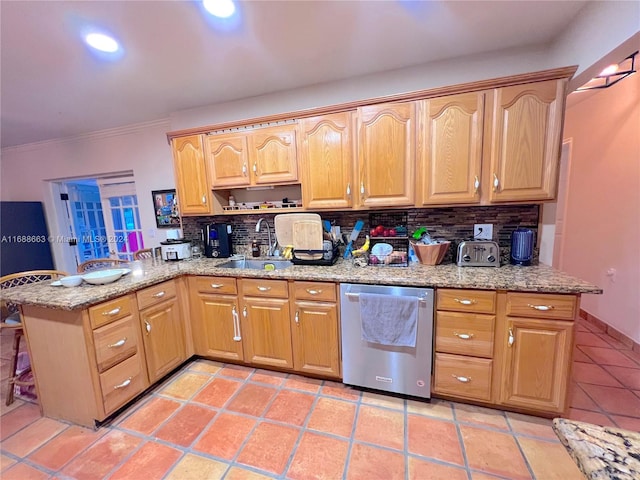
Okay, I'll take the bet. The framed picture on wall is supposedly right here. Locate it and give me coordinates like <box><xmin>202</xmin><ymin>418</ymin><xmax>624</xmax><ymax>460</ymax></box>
<box><xmin>152</xmin><ymin>189</ymin><xmax>180</xmax><ymax>228</ymax></box>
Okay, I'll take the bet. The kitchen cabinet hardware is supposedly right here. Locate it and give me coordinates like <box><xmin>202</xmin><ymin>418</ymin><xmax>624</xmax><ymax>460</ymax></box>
<box><xmin>493</xmin><ymin>173</ymin><xmax>500</xmax><ymax>192</ymax></box>
<box><xmin>253</xmin><ymin>162</ymin><xmax>257</xmax><ymax>173</ymax></box>
<box><xmin>243</xmin><ymin>306</ymin><xmax>247</xmax><ymax>317</ymax></box>
<box><xmin>102</xmin><ymin>307</ymin><xmax>121</xmax><ymax>316</ymax></box>
<box><xmin>210</xmin><ymin>283</ymin><xmax>224</xmax><ymax>289</ymax></box>
<box><xmin>474</xmin><ymin>176</ymin><xmax>480</xmax><ymax>194</ymax></box>
<box><xmin>152</xmin><ymin>291</ymin><xmax>166</xmax><ymax>298</ymax></box>
<box><xmin>294</xmin><ymin>311</ymin><xmax>299</xmax><ymax>325</ymax></box>
<box><xmin>453</xmin><ymin>332</ymin><xmax>474</xmax><ymax>340</ymax></box>
<box><xmin>454</xmin><ymin>298</ymin><xmax>476</xmax><ymax>305</ymax></box>
<box><xmin>144</xmin><ymin>320</ymin><xmax>151</xmax><ymax>334</ymax></box>
<box><xmin>527</xmin><ymin>304</ymin><xmax>554</xmax><ymax>311</ymax></box>
<box><xmin>360</xmin><ymin>182</ymin><xmax>365</xmax><ymax>196</ymax></box>
<box><xmin>107</xmin><ymin>338</ymin><xmax>127</xmax><ymax>348</ymax></box>
<box><xmin>113</xmin><ymin>377</ymin><xmax>132</xmax><ymax>389</ymax></box>
<box><xmin>452</xmin><ymin>374</ymin><xmax>471</xmax><ymax>383</ymax></box>
<box><xmin>305</xmin><ymin>288</ymin><xmax>322</xmax><ymax>295</ymax></box>
<box><xmin>345</xmin><ymin>291</ymin><xmax>429</xmax><ymax>305</ymax></box>
<box><xmin>202</xmin><ymin>195</ymin><xmax>207</xmax><ymax>204</ymax></box>
<box><xmin>257</xmin><ymin>286</ymin><xmax>271</xmax><ymax>292</ymax></box>
<box><xmin>242</xmin><ymin>163</ymin><xmax>247</xmax><ymax>176</ymax></box>
<box><xmin>232</xmin><ymin>306</ymin><xmax>241</xmax><ymax>341</ymax></box>
<box><xmin>346</xmin><ymin>183</ymin><xmax>351</xmax><ymax>195</ymax></box>
<box><xmin>508</xmin><ymin>328</ymin><xmax>514</xmax><ymax>346</ymax></box>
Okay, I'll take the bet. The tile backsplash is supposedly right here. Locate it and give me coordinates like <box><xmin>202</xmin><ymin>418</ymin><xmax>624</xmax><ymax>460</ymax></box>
<box><xmin>181</xmin><ymin>204</ymin><xmax>539</xmax><ymax>263</ymax></box>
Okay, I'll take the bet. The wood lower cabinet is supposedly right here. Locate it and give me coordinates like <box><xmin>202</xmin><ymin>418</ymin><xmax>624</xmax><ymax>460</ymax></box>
<box><xmin>357</xmin><ymin>102</ymin><xmax>416</xmax><ymax>207</ymax></box>
<box><xmin>418</xmin><ymin>92</ymin><xmax>484</xmax><ymax>205</ymax></box>
<box><xmin>498</xmin><ymin>292</ymin><xmax>577</xmax><ymax>414</ymax></box>
<box><xmin>300</xmin><ymin>112</ymin><xmax>354</xmax><ymax>209</ymax></box>
<box><xmin>137</xmin><ymin>281</ymin><xmax>186</xmax><ymax>384</ymax></box>
<box><xmin>172</xmin><ymin>134</ymin><xmax>212</xmax><ymax>215</ymax></box>
<box><xmin>290</xmin><ymin>281</ymin><xmax>340</xmax><ymax>378</ymax></box>
<box><xmin>189</xmin><ymin>276</ymin><xmax>243</xmax><ymax>361</ymax></box>
<box><xmin>239</xmin><ymin>279</ymin><xmax>293</xmax><ymax>369</ymax></box>
<box><xmin>488</xmin><ymin>79</ymin><xmax>566</xmax><ymax>202</ymax></box>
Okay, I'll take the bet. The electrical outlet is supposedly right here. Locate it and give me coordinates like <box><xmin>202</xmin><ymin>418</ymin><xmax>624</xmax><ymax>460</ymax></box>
<box><xmin>474</xmin><ymin>223</ymin><xmax>493</xmax><ymax>240</ymax></box>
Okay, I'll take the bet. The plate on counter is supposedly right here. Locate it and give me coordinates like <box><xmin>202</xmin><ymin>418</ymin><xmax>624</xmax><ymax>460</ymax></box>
<box><xmin>81</xmin><ymin>269</ymin><xmax>125</xmax><ymax>285</ymax></box>
<box><xmin>115</xmin><ymin>268</ymin><xmax>132</xmax><ymax>275</ymax></box>
<box><xmin>50</xmin><ymin>280</ymin><xmax>62</xmax><ymax>287</ymax></box>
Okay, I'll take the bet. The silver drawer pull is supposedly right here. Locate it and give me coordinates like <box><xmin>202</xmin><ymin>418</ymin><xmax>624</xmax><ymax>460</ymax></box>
<box><xmin>108</xmin><ymin>338</ymin><xmax>127</xmax><ymax>348</ymax></box>
<box><xmin>152</xmin><ymin>291</ymin><xmax>166</xmax><ymax>298</ymax></box>
<box><xmin>210</xmin><ymin>283</ymin><xmax>224</xmax><ymax>289</ymax></box>
<box><xmin>102</xmin><ymin>307</ymin><xmax>121</xmax><ymax>316</ymax></box>
<box><xmin>527</xmin><ymin>304</ymin><xmax>554</xmax><ymax>311</ymax></box>
<box><xmin>452</xmin><ymin>375</ymin><xmax>471</xmax><ymax>383</ymax></box>
<box><xmin>454</xmin><ymin>298</ymin><xmax>476</xmax><ymax>305</ymax></box>
<box><xmin>114</xmin><ymin>377</ymin><xmax>132</xmax><ymax>389</ymax></box>
<box><xmin>144</xmin><ymin>320</ymin><xmax>151</xmax><ymax>334</ymax></box>
<box><xmin>294</xmin><ymin>311</ymin><xmax>300</xmax><ymax>325</ymax></box>
<box><xmin>306</xmin><ymin>288</ymin><xmax>322</xmax><ymax>295</ymax></box>
<box><xmin>257</xmin><ymin>286</ymin><xmax>271</xmax><ymax>292</ymax></box>
<box><xmin>454</xmin><ymin>332</ymin><xmax>474</xmax><ymax>340</ymax></box>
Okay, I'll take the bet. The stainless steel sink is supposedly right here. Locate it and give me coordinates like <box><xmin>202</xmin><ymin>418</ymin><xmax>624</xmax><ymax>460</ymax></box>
<box><xmin>216</xmin><ymin>259</ymin><xmax>293</xmax><ymax>270</ymax></box>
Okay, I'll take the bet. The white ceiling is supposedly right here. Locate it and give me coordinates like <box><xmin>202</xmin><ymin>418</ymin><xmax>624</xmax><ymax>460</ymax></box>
<box><xmin>1</xmin><ymin>0</ymin><xmax>589</xmax><ymax>148</ymax></box>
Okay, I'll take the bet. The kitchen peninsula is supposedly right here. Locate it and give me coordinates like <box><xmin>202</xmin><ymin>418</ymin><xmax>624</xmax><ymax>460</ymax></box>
<box><xmin>3</xmin><ymin>258</ymin><xmax>601</xmax><ymax>428</ymax></box>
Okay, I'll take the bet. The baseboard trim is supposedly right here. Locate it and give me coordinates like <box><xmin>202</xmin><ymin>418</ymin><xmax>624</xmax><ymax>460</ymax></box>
<box><xmin>579</xmin><ymin>309</ymin><xmax>640</xmax><ymax>353</ymax></box>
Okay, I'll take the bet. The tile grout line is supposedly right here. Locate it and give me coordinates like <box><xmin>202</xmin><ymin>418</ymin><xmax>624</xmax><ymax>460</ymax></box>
<box><xmin>505</xmin><ymin>412</ymin><xmax>538</xmax><ymax>480</ymax></box>
<box><xmin>341</xmin><ymin>389</ymin><xmax>364</xmax><ymax>480</ymax></box>
<box><xmin>450</xmin><ymin>403</ymin><xmax>474</xmax><ymax>480</ymax></box>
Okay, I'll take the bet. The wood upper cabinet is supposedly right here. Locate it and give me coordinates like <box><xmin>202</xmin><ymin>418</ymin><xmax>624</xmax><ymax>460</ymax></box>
<box><xmin>207</xmin><ymin>134</ymin><xmax>251</xmax><ymax>188</ymax></box>
<box><xmin>418</xmin><ymin>92</ymin><xmax>484</xmax><ymax>205</ymax></box>
<box><xmin>137</xmin><ymin>282</ymin><xmax>185</xmax><ymax>384</ymax></box>
<box><xmin>299</xmin><ymin>112</ymin><xmax>354</xmax><ymax>209</ymax></box>
<box><xmin>239</xmin><ymin>279</ymin><xmax>293</xmax><ymax>369</ymax></box>
<box><xmin>171</xmin><ymin>135</ymin><xmax>212</xmax><ymax>215</ymax></box>
<box><xmin>248</xmin><ymin>125</ymin><xmax>299</xmax><ymax>185</ymax></box>
<box><xmin>290</xmin><ymin>281</ymin><xmax>340</xmax><ymax>378</ymax></box>
<box><xmin>188</xmin><ymin>277</ymin><xmax>243</xmax><ymax>361</ymax></box>
<box><xmin>488</xmin><ymin>79</ymin><xmax>566</xmax><ymax>202</ymax></box>
<box><xmin>499</xmin><ymin>317</ymin><xmax>573</xmax><ymax>413</ymax></box>
<box><xmin>357</xmin><ymin>102</ymin><xmax>416</xmax><ymax>207</ymax></box>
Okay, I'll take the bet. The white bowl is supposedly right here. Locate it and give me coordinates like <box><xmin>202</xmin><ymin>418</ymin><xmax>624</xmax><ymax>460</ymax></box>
<box><xmin>81</xmin><ymin>269</ymin><xmax>125</xmax><ymax>285</ymax></box>
<box><xmin>371</xmin><ymin>243</ymin><xmax>393</xmax><ymax>258</ymax></box>
<box><xmin>60</xmin><ymin>275</ymin><xmax>83</xmax><ymax>287</ymax></box>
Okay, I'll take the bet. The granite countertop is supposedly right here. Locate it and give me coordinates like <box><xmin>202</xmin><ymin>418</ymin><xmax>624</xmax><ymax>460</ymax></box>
<box><xmin>553</xmin><ymin>418</ymin><xmax>640</xmax><ymax>480</ymax></box>
<box><xmin>2</xmin><ymin>257</ymin><xmax>602</xmax><ymax>311</ymax></box>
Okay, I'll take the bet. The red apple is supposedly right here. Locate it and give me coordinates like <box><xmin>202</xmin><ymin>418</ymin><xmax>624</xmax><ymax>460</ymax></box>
<box><xmin>375</xmin><ymin>225</ymin><xmax>385</xmax><ymax>235</ymax></box>
<box><xmin>388</xmin><ymin>228</ymin><xmax>397</xmax><ymax>237</ymax></box>
<box><xmin>370</xmin><ymin>228</ymin><xmax>377</xmax><ymax>237</ymax></box>
<box><xmin>383</xmin><ymin>229</ymin><xmax>391</xmax><ymax>237</ymax></box>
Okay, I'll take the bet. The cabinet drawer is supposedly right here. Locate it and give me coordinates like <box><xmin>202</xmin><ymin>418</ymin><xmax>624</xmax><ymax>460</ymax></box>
<box><xmin>437</xmin><ymin>289</ymin><xmax>496</xmax><ymax>314</ymax></box>
<box><xmin>506</xmin><ymin>293</ymin><xmax>577</xmax><ymax>320</ymax></box>
<box><xmin>191</xmin><ymin>276</ymin><xmax>237</xmax><ymax>295</ymax></box>
<box><xmin>137</xmin><ymin>280</ymin><xmax>177</xmax><ymax>310</ymax></box>
<box><xmin>436</xmin><ymin>312</ymin><xmax>495</xmax><ymax>358</ymax></box>
<box><xmin>292</xmin><ymin>281</ymin><xmax>337</xmax><ymax>302</ymax></box>
<box><xmin>99</xmin><ymin>352</ymin><xmax>146</xmax><ymax>415</ymax></box>
<box><xmin>89</xmin><ymin>296</ymin><xmax>133</xmax><ymax>329</ymax></box>
<box><xmin>93</xmin><ymin>317</ymin><xmax>139</xmax><ymax>373</ymax></box>
<box><xmin>433</xmin><ymin>353</ymin><xmax>492</xmax><ymax>401</ymax></box>
<box><xmin>240</xmin><ymin>278</ymin><xmax>288</xmax><ymax>298</ymax></box>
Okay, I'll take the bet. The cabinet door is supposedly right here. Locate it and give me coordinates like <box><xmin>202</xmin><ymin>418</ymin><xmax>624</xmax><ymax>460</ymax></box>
<box><xmin>419</xmin><ymin>93</ymin><xmax>483</xmax><ymax>205</ymax></box>
<box><xmin>291</xmin><ymin>301</ymin><xmax>340</xmax><ymax>378</ymax></box>
<box><xmin>191</xmin><ymin>293</ymin><xmax>243</xmax><ymax>361</ymax></box>
<box><xmin>500</xmin><ymin>317</ymin><xmax>573</xmax><ymax>413</ymax></box>
<box><xmin>140</xmin><ymin>297</ymin><xmax>185</xmax><ymax>383</ymax></box>
<box><xmin>207</xmin><ymin>134</ymin><xmax>251</xmax><ymax>188</ymax></box>
<box><xmin>172</xmin><ymin>135</ymin><xmax>212</xmax><ymax>215</ymax></box>
<box><xmin>489</xmin><ymin>79</ymin><xmax>566</xmax><ymax>202</ymax></box>
<box><xmin>240</xmin><ymin>296</ymin><xmax>293</xmax><ymax>369</ymax></box>
<box><xmin>358</xmin><ymin>102</ymin><xmax>415</xmax><ymax>207</ymax></box>
<box><xmin>300</xmin><ymin>112</ymin><xmax>354</xmax><ymax>209</ymax></box>
<box><xmin>248</xmin><ymin>125</ymin><xmax>299</xmax><ymax>185</ymax></box>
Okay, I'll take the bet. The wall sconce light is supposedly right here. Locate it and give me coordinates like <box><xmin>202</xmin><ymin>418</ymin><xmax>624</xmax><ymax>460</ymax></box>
<box><xmin>576</xmin><ymin>51</ymin><xmax>638</xmax><ymax>91</ymax></box>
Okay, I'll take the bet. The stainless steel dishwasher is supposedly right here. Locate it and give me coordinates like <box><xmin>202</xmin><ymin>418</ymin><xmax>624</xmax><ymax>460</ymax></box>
<box><xmin>340</xmin><ymin>283</ymin><xmax>434</xmax><ymax>399</ymax></box>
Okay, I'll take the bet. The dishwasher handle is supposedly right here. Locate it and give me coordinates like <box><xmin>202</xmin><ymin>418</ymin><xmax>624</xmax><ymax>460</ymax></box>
<box><xmin>344</xmin><ymin>291</ymin><xmax>430</xmax><ymax>305</ymax></box>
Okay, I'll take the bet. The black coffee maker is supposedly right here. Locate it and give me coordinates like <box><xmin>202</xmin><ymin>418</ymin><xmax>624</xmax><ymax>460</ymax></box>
<box><xmin>204</xmin><ymin>223</ymin><xmax>233</xmax><ymax>258</ymax></box>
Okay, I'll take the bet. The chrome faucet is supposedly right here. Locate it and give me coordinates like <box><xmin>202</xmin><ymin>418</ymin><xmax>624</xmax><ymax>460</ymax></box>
<box><xmin>255</xmin><ymin>218</ymin><xmax>276</xmax><ymax>256</ymax></box>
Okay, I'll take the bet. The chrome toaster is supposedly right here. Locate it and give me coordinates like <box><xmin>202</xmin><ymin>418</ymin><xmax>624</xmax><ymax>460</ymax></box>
<box><xmin>457</xmin><ymin>241</ymin><xmax>500</xmax><ymax>267</ymax></box>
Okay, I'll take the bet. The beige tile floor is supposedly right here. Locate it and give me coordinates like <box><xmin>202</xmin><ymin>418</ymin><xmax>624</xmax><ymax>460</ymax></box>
<box><xmin>1</xmin><ymin>318</ymin><xmax>638</xmax><ymax>479</ymax></box>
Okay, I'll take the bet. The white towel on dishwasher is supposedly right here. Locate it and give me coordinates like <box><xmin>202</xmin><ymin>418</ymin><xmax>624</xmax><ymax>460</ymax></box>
<box><xmin>359</xmin><ymin>293</ymin><xmax>419</xmax><ymax>347</ymax></box>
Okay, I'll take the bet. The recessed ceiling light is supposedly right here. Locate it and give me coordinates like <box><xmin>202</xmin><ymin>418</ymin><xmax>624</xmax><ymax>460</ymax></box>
<box><xmin>84</xmin><ymin>33</ymin><xmax>120</xmax><ymax>53</ymax></box>
<box><xmin>202</xmin><ymin>0</ymin><xmax>236</xmax><ymax>18</ymax></box>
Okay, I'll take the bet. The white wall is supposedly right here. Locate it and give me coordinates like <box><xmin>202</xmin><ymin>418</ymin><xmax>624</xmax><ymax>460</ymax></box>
<box><xmin>562</xmin><ymin>73</ymin><xmax>640</xmax><ymax>343</ymax></box>
<box><xmin>0</xmin><ymin>120</ymin><xmax>175</xmax><ymax>271</ymax></box>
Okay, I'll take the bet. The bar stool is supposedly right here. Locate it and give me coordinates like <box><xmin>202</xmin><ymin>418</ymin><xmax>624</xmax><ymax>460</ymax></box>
<box><xmin>1</xmin><ymin>270</ymin><xmax>68</xmax><ymax>405</ymax></box>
